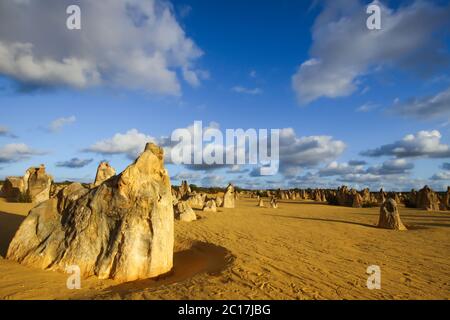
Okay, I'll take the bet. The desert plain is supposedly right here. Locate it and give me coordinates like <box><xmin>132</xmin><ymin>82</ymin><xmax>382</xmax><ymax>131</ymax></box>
<box><xmin>1</xmin><ymin>193</ymin><xmax>449</xmax><ymax>300</ymax></box>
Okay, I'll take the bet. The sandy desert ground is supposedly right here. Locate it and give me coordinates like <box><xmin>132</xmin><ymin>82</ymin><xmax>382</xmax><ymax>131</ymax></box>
<box><xmin>0</xmin><ymin>196</ymin><xmax>449</xmax><ymax>300</ymax></box>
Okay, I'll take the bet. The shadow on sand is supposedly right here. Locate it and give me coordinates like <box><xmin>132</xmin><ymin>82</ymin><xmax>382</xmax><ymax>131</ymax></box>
<box><xmin>263</xmin><ymin>213</ymin><xmax>377</xmax><ymax>229</ymax></box>
<box><xmin>0</xmin><ymin>211</ymin><xmax>25</xmax><ymax>257</ymax></box>
<box><xmin>96</xmin><ymin>241</ymin><xmax>235</xmax><ymax>298</ymax></box>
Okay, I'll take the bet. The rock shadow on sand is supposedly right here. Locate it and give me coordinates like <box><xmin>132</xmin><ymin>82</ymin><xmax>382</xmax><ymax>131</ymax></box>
<box><xmin>96</xmin><ymin>241</ymin><xmax>235</xmax><ymax>297</ymax></box>
<box><xmin>0</xmin><ymin>211</ymin><xmax>25</xmax><ymax>257</ymax></box>
<box><xmin>263</xmin><ymin>213</ymin><xmax>377</xmax><ymax>229</ymax></box>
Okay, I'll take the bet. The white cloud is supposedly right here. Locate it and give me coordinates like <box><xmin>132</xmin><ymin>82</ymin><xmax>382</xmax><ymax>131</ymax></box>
<box><xmin>431</xmin><ymin>171</ymin><xmax>450</xmax><ymax>181</ymax></box>
<box><xmin>231</xmin><ymin>86</ymin><xmax>263</xmax><ymax>95</ymax></box>
<box><xmin>0</xmin><ymin>143</ymin><xmax>43</xmax><ymax>163</ymax></box>
<box><xmin>337</xmin><ymin>173</ymin><xmax>383</xmax><ymax>183</ymax></box>
<box><xmin>292</xmin><ymin>0</ymin><xmax>450</xmax><ymax>104</ymax></box>
<box><xmin>366</xmin><ymin>159</ymin><xmax>414</xmax><ymax>175</ymax></box>
<box><xmin>279</xmin><ymin>128</ymin><xmax>346</xmax><ymax>176</ymax></box>
<box><xmin>0</xmin><ymin>0</ymin><xmax>204</xmax><ymax>94</ymax></box>
<box><xmin>356</xmin><ymin>102</ymin><xmax>379</xmax><ymax>113</ymax></box>
<box><xmin>318</xmin><ymin>161</ymin><xmax>365</xmax><ymax>176</ymax></box>
<box><xmin>49</xmin><ymin>116</ymin><xmax>76</xmax><ymax>132</ymax></box>
<box><xmin>84</xmin><ymin>129</ymin><xmax>156</xmax><ymax>159</ymax></box>
<box><xmin>361</xmin><ymin>130</ymin><xmax>450</xmax><ymax>158</ymax></box>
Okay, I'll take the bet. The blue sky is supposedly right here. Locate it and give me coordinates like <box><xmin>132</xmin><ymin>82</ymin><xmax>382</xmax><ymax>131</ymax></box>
<box><xmin>1</xmin><ymin>0</ymin><xmax>450</xmax><ymax>191</ymax></box>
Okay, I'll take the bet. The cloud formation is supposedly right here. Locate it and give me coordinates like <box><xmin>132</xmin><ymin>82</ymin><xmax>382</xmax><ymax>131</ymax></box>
<box><xmin>0</xmin><ymin>143</ymin><xmax>43</xmax><ymax>163</ymax></box>
<box><xmin>56</xmin><ymin>157</ymin><xmax>93</xmax><ymax>168</ymax></box>
<box><xmin>430</xmin><ymin>171</ymin><xmax>450</xmax><ymax>181</ymax></box>
<box><xmin>366</xmin><ymin>159</ymin><xmax>414</xmax><ymax>175</ymax></box>
<box><xmin>361</xmin><ymin>130</ymin><xmax>450</xmax><ymax>158</ymax></box>
<box><xmin>0</xmin><ymin>0</ymin><xmax>204</xmax><ymax>94</ymax></box>
<box><xmin>292</xmin><ymin>0</ymin><xmax>450</xmax><ymax>104</ymax></box>
<box><xmin>49</xmin><ymin>116</ymin><xmax>76</xmax><ymax>132</ymax></box>
<box><xmin>84</xmin><ymin>129</ymin><xmax>156</xmax><ymax>159</ymax></box>
<box><xmin>279</xmin><ymin>128</ymin><xmax>346</xmax><ymax>177</ymax></box>
<box><xmin>231</xmin><ymin>86</ymin><xmax>263</xmax><ymax>95</ymax></box>
<box><xmin>0</xmin><ymin>126</ymin><xmax>17</xmax><ymax>138</ymax></box>
<box><xmin>391</xmin><ymin>86</ymin><xmax>450</xmax><ymax>119</ymax></box>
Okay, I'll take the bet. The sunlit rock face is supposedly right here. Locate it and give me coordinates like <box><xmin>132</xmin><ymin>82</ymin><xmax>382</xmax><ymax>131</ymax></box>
<box><xmin>7</xmin><ymin>143</ymin><xmax>174</xmax><ymax>283</ymax></box>
<box><xmin>24</xmin><ymin>165</ymin><xmax>53</xmax><ymax>204</ymax></box>
<box><xmin>93</xmin><ymin>161</ymin><xmax>116</xmax><ymax>187</ymax></box>
<box><xmin>222</xmin><ymin>183</ymin><xmax>235</xmax><ymax>208</ymax></box>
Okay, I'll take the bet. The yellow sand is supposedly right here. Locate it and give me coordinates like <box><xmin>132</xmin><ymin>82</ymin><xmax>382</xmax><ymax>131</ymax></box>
<box><xmin>0</xmin><ymin>196</ymin><xmax>449</xmax><ymax>300</ymax></box>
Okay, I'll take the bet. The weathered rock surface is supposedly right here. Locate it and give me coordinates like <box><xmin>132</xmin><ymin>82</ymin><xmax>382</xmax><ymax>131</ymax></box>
<box><xmin>378</xmin><ymin>198</ymin><xmax>407</xmax><ymax>231</ymax></box>
<box><xmin>7</xmin><ymin>143</ymin><xmax>174</xmax><ymax>283</ymax></box>
<box><xmin>93</xmin><ymin>161</ymin><xmax>116</xmax><ymax>187</ymax></box>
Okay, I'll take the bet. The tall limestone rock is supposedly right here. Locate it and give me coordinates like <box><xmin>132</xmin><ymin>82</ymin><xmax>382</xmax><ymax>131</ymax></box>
<box><xmin>1</xmin><ymin>165</ymin><xmax>52</xmax><ymax>203</ymax></box>
<box><xmin>7</xmin><ymin>143</ymin><xmax>174</xmax><ymax>283</ymax></box>
<box><xmin>179</xmin><ymin>180</ymin><xmax>191</xmax><ymax>199</ymax></box>
<box><xmin>25</xmin><ymin>165</ymin><xmax>53</xmax><ymax>203</ymax></box>
<box><xmin>93</xmin><ymin>161</ymin><xmax>116</xmax><ymax>187</ymax></box>
<box><xmin>378</xmin><ymin>198</ymin><xmax>407</xmax><ymax>231</ymax></box>
<box><xmin>222</xmin><ymin>183</ymin><xmax>235</xmax><ymax>208</ymax></box>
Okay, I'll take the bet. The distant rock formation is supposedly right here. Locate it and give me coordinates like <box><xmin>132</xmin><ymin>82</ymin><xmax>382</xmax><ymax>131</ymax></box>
<box><xmin>179</xmin><ymin>180</ymin><xmax>191</xmax><ymax>199</ymax></box>
<box><xmin>25</xmin><ymin>165</ymin><xmax>53</xmax><ymax>203</ymax></box>
<box><xmin>185</xmin><ymin>192</ymin><xmax>205</xmax><ymax>208</ymax></box>
<box><xmin>258</xmin><ymin>198</ymin><xmax>265</xmax><ymax>207</ymax></box>
<box><xmin>215</xmin><ymin>196</ymin><xmax>223</xmax><ymax>207</ymax></box>
<box><xmin>203</xmin><ymin>199</ymin><xmax>217</xmax><ymax>212</ymax></box>
<box><xmin>7</xmin><ymin>143</ymin><xmax>174</xmax><ymax>283</ymax></box>
<box><xmin>378</xmin><ymin>198</ymin><xmax>407</xmax><ymax>230</ymax></box>
<box><xmin>441</xmin><ymin>187</ymin><xmax>450</xmax><ymax>211</ymax></box>
<box><xmin>270</xmin><ymin>196</ymin><xmax>278</xmax><ymax>209</ymax></box>
<box><xmin>351</xmin><ymin>190</ymin><xmax>363</xmax><ymax>208</ymax></box>
<box><xmin>174</xmin><ymin>200</ymin><xmax>197</xmax><ymax>222</ymax></box>
<box><xmin>93</xmin><ymin>161</ymin><xmax>116</xmax><ymax>187</ymax></box>
<box><xmin>1</xmin><ymin>165</ymin><xmax>52</xmax><ymax>203</ymax></box>
<box><xmin>222</xmin><ymin>183</ymin><xmax>235</xmax><ymax>208</ymax></box>
<box><xmin>416</xmin><ymin>185</ymin><xmax>440</xmax><ymax>211</ymax></box>
<box><xmin>1</xmin><ymin>177</ymin><xmax>25</xmax><ymax>200</ymax></box>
